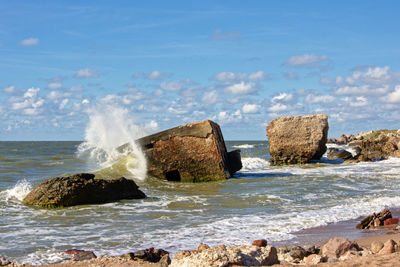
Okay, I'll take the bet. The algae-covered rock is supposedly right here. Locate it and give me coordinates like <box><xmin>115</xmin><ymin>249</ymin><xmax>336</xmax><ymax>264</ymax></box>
<box><xmin>23</xmin><ymin>173</ymin><xmax>146</xmax><ymax>207</ymax></box>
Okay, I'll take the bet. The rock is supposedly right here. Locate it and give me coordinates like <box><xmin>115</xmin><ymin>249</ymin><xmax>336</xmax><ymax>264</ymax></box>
<box><xmin>303</xmin><ymin>245</ymin><xmax>319</xmax><ymax>256</ymax></box>
<box><xmin>252</xmin><ymin>239</ymin><xmax>268</xmax><ymax>247</ymax></box>
<box><xmin>288</xmin><ymin>246</ymin><xmax>306</xmax><ymax>261</ymax></box>
<box><xmin>65</xmin><ymin>249</ymin><xmax>86</xmax><ymax>255</ymax></box>
<box><xmin>173</xmin><ymin>250</ymin><xmax>192</xmax><ymax>260</ymax></box>
<box><xmin>126</xmin><ymin>120</ymin><xmax>242</xmax><ymax>182</ymax></box>
<box><xmin>339</xmin><ymin>250</ymin><xmax>362</xmax><ymax>261</ymax></box>
<box><xmin>197</xmin><ymin>243</ymin><xmax>210</xmax><ymax>252</ymax></box>
<box><xmin>356</xmin><ymin>208</ymin><xmax>392</xmax><ymax>229</ymax></box>
<box><xmin>384</xmin><ymin>218</ymin><xmax>399</xmax><ymax>225</ymax></box>
<box><xmin>23</xmin><ymin>173</ymin><xmax>146</xmax><ymax>207</ymax></box>
<box><xmin>159</xmin><ymin>254</ymin><xmax>171</xmax><ymax>267</ymax></box>
<box><xmin>351</xmin><ymin>130</ymin><xmax>400</xmax><ymax>161</ymax></box>
<box><xmin>327</xmin><ymin>148</ymin><xmax>353</xmax><ymax>160</ymax></box>
<box><xmin>0</xmin><ymin>257</ymin><xmax>11</xmax><ymax>266</ymax></box>
<box><xmin>267</xmin><ymin>114</ymin><xmax>329</xmax><ymax>165</ymax></box>
<box><xmin>321</xmin><ymin>237</ymin><xmax>359</xmax><ymax>259</ymax></box>
<box><xmin>126</xmin><ymin>248</ymin><xmax>170</xmax><ymax>263</ymax></box>
<box><xmin>72</xmin><ymin>251</ymin><xmax>97</xmax><ymax>261</ymax></box>
<box><xmin>170</xmin><ymin>245</ymin><xmax>278</xmax><ymax>267</ymax></box>
<box><xmin>304</xmin><ymin>254</ymin><xmax>326</xmax><ymax>264</ymax></box>
<box><xmin>371</xmin><ymin>241</ymin><xmax>384</xmax><ymax>254</ymax></box>
<box><xmin>379</xmin><ymin>239</ymin><xmax>398</xmax><ymax>254</ymax></box>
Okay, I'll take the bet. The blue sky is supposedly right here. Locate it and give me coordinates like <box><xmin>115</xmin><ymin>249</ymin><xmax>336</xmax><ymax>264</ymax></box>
<box><xmin>1</xmin><ymin>1</ymin><xmax>400</xmax><ymax>140</ymax></box>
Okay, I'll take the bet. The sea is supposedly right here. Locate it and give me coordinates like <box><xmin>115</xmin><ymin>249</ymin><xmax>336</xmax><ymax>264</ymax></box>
<box><xmin>1</xmin><ymin>115</ymin><xmax>400</xmax><ymax>265</ymax></box>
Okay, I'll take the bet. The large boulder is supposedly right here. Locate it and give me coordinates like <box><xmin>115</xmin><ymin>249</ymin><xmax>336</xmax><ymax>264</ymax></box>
<box><xmin>23</xmin><ymin>173</ymin><xmax>146</xmax><ymax>207</ymax></box>
<box><xmin>120</xmin><ymin>120</ymin><xmax>242</xmax><ymax>182</ymax></box>
<box><xmin>267</xmin><ymin>114</ymin><xmax>329</xmax><ymax>165</ymax></box>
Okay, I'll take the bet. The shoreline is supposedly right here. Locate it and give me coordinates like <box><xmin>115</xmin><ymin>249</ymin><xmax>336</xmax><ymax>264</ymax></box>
<box><xmin>4</xmin><ymin>212</ymin><xmax>400</xmax><ymax>267</ymax></box>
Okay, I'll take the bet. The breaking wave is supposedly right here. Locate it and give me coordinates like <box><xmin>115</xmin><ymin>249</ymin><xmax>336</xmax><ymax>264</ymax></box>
<box><xmin>77</xmin><ymin>104</ymin><xmax>148</xmax><ymax>181</ymax></box>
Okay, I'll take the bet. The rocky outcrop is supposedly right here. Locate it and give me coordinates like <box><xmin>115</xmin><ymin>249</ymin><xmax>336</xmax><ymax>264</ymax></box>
<box><xmin>171</xmin><ymin>244</ymin><xmax>278</xmax><ymax>267</ymax></box>
<box><xmin>267</xmin><ymin>114</ymin><xmax>329</xmax><ymax>165</ymax></box>
<box><xmin>356</xmin><ymin>208</ymin><xmax>394</xmax><ymax>229</ymax></box>
<box><xmin>127</xmin><ymin>120</ymin><xmax>242</xmax><ymax>182</ymax></box>
<box><xmin>329</xmin><ymin>130</ymin><xmax>400</xmax><ymax>162</ymax></box>
<box><xmin>23</xmin><ymin>173</ymin><xmax>146</xmax><ymax>207</ymax></box>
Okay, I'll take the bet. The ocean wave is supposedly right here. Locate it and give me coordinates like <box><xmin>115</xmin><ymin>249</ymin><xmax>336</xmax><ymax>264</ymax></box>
<box><xmin>232</xmin><ymin>144</ymin><xmax>255</xmax><ymax>149</ymax></box>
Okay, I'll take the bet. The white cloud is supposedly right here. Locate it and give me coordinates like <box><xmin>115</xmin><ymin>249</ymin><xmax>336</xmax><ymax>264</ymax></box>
<box><xmin>75</xmin><ymin>68</ymin><xmax>99</xmax><ymax>78</ymax></box>
<box><xmin>147</xmin><ymin>70</ymin><xmax>164</xmax><ymax>80</ymax></box>
<box><xmin>11</xmin><ymin>87</ymin><xmax>44</xmax><ymax>115</ymax></box>
<box><xmin>305</xmin><ymin>94</ymin><xmax>335</xmax><ymax>104</ymax></box>
<box><xmin>47</xmin><ymin>91</ymin><xmax>70</xmax><ymax>100</ymax></box>
<box><xmin>248</xmin><ymin>70</ymin><xmax>267</xmax><ymax>81</ymax></box>
<box><xmin>347</xmin><ymin>96</ymin><xmax>368</xmax><ymax>107</ymax></box>
<box><xmin>384</xmin><ymin>85</ymin><xmax>400</xmax><ymax>103</ymax></box>
<box><xmin>4</xmin><ymin>86</ymin><xmax>15</xmax><ymax>93</ymax></box>
<box><xmin>202</xmin><ymin>90</ymin><xmax>218</xmax><ymax>104</ymax></box>
<box><xmin>242</xmin><ymin>104</ymin><xmax>261</xmax><ymax>114</ymax></box>
<box><xmin>215</xmin><ymin>110</ymin><xmax>242</xmax><ymax>124</ymax></box>
<box><xmin>82</xmin><ymin>99</ymin><xmax>90</xmax><ymax>104</ymax></box>
<box><xmin>334</xmin><ymin>85</ymin><xmax>389</xmax><ymax>95</ymax></box>
<box><xmin>160</xmin><ymin>81</ymin><xmax>183</xmax><ymax>91</ymax></box>
<box><xmin>59</xmin><ymin>99</ymin><xmax>69</xmax><ymax>109</ymax></box>
<box><xmin>47</xmin><ymin>82</ymin><xmax>62</xmax><ymax>90</ymax></box>
<box><xmin>144</xmin><ymin>120</ymin><xmax>159</xmax><ymax>132</ymax></box>
<box><xmin>214</xmin><ymin>72</ymin><xmax>236</xmax><ymax>82</ymax></box>
<box><xmin>23</xmin><ymin>87</ymin><xmax>39</xmax><ymax>98</ymax></box>
<box><xmin>285</xmin><ymin>54</ymin><xmax>328</xmax><ymax>66</ymax></box>
<box><xmin>268</xmin><ymin>103</ymin><xmax>288</xmax><ymax>112</ymax></box>
<box><xmin>271</xmin><ymin>93</ymin><xmax>293</xmax><ymax>102</ymax></box>
<box><xmin>225</xmin><ymin>82</ymin><xmax>255</xmax><ymax>95</ymax></box>
<box><xmin>20</xmin><ymin>38</ymin><xmax>39</xmax><ymax>46</ymax></box>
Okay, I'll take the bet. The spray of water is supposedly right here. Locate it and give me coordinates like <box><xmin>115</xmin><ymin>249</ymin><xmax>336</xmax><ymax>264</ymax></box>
<box><xmin>77</xmin><ymin>104</ymin><xmax>148</xmax><ymax>181</ymax></box>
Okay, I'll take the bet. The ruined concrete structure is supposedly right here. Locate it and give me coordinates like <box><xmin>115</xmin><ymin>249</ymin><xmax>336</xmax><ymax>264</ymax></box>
<box><xmin>267</xmin><ymin>114</ymin><xmax>329</xmax><ymax>165</ymax></box>
<box><xmin>135</xmin><ymin>120</ymin><xmax>242</xmax><ymax>182</ymax></box>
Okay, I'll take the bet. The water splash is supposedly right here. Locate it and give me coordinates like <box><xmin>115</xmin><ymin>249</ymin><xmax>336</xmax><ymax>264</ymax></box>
<box><xmin>77</xmin><ymin>104</ymin><xmax>148</xmax><ymax>181</ymax></box>
<box><xmin>3</xmin><ymin>180</ymin><xmax>32</xmax><ymax>201</ymax></box>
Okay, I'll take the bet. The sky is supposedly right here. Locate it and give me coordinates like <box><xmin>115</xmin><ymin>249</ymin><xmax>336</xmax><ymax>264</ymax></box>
<box><xmin>1</xmin><ymin>1</ymin><xmax>400</xmax><ymax>141</ymax></box>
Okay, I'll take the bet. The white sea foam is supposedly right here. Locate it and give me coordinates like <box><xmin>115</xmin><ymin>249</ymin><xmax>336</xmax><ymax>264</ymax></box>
<box><xmin>232</xmin><ymin>144</ymin><xmax>255</xmax><ymax>149</ymax></box>
<box><xmin>2</xmin><ymin>180</ymin><xmax>32</xmax><ymax>201</ymax></box>
<box><xmin>77</xmin><ymin>104</ymin><xmax>147</xmax><ymax>181</ymax></box>
<box><xmin>325</xmin><ymin>143</ymin><xmax>358</xmax><ymax>157</ymax></box>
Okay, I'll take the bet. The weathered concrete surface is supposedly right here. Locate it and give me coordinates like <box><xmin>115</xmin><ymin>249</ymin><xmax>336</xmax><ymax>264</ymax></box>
<box><xmin>267</xmin><ymin>114</ymin><xmax>329</xmax><ymax>165</ymax></box>
<box><xmin>23</xmin><ymin>173</ymin><xmax>146</xmax><ymax>207</ymax></box>
<box><xmin>134</xmin><ymin>120</ymin><xmax>242</xmax><ymax>182</ymax></box>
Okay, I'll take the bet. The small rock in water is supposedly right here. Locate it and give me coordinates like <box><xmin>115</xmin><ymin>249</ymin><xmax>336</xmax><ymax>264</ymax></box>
<box><xmin>356</xmin><ymin>208</ymin><xmax>392</xmax><ymax>229</ymax></box>
<box><xmin>252</xmin><ymin>239</ymin><xmax>267</xmax><ymax>247</ymax></box>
